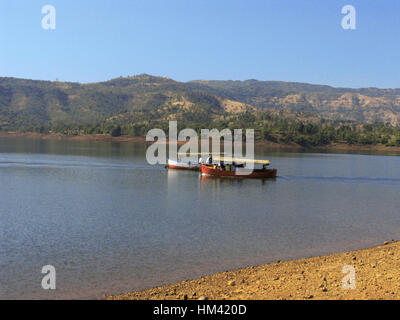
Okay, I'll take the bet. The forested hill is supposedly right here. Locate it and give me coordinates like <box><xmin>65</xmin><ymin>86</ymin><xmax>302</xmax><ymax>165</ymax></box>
<box><xmin>2</xmin><ymin>74</ymin><xmax>400</xmax><ymax>129</ymax></box>
<box><xmin>1</xmin><ymin>74</ymin><xmax>400</xmax><ymax>147</ymax></box>
<box><xmin>187</xmin><ymin>80</ymin><xmax>400</xmax><ymax>126</ymax></box>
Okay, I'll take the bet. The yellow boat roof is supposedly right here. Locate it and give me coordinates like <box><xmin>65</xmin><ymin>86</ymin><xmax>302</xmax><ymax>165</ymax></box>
<box><xmin>176</xmin><ymin>153</ymin><xmax>270</xmax><ymax>165</ymax></box>
<box><xmin>213</xmin><ymin>156</ymin><xmax>270</xmax><ymax>165</ymax></box>
<box><xmin>177</xmin><ymin>152</ymin><xmax>226</xmax><ymax>155</ymax></box>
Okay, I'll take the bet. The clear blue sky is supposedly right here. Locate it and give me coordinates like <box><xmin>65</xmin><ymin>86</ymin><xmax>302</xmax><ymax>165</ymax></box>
<box><xmin>0</xmin><ymin>0</ymin><xmax>399</xmax><ymax>88</ymax></box>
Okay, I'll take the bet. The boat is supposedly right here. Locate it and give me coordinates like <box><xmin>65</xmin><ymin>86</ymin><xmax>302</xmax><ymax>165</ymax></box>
<box><xmin>167</xmin><ymin>158</ymin><xmax>199</xmax><ymax>171</ymax></box>
<box><xmin>167</xmin><ymin>152</ymin><xmax>224</xmax><ymax>171</ymax></box>
<box><xmin>200</xmin><ymin>156</ymin><xmax>277</xmax><ymax>179</ymax></box>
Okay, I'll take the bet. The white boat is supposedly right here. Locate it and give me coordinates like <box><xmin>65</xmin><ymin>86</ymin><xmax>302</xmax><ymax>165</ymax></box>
<box><xmin>167</xmin><ymin>158</ymin><xmax>199</xmax><ymax>171</ymax></box>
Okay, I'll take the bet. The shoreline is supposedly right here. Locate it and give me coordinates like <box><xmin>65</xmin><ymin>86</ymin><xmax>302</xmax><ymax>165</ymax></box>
<box><xmin>0</xmin><ymin>132</ymin><xmax>148</xmax><ymax>143</ymax></box>
<box><xmin>1</xmin><ymin>132</ymin><xmax>400</xmax><ymax>153</ymax></box>
<box><xmin>107</xmin><ymin>241</ymin><xmax>400</xmax><ymax>300</ymax></box>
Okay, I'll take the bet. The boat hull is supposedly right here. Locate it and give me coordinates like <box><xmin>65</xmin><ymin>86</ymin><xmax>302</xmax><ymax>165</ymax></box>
<box><xmin>168</xmin><ymin>164</ymin><xmax>199</xmax><ymax>171</ymax></box>
<box><xmin>167</xmin><ymin>159</ymin><xmax>199</xmax><ymax>171</ymax></box>
<box><xmin>200</xmin><ymin>164</ymin><xmax>277</xmax><ymax>179</ymax></box>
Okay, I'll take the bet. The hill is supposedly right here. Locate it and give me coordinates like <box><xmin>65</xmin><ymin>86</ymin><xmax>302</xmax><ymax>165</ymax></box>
<box><xmin>1</xmin><ymin>74</ymin><xmax>400</xmax><ymax>147</ymax></box>
<box><xmin>187</xmin><ymin>80</ymin><xmax>400</xmax><ymax>126</ymax></box>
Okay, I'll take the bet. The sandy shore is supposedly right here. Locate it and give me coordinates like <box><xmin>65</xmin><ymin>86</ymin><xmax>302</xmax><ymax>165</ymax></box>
<box><xmin>1</xmin><ymin>132</ymin><xmax>400</xmax><ymax>152</ymax></box>
<box><xmin>107</xmin><ymin>241</ymin><xmax>400</xmax><ymax>300</ymax></box>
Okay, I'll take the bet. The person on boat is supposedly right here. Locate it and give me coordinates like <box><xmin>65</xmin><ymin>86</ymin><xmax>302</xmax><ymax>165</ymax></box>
<box><xmin>206</xmin><ymin>156</ymin><xmax>212</xmax><ymax>165</ymax></box>
<box><xmin>198</xmin><ymin>157</ymin><xmax>203</xmax><ymax>164</ymax></box>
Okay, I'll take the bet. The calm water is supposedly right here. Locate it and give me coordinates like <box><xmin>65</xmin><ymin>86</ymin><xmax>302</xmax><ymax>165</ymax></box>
<box><xmin>1</xmin><ymin>138</ymin><xmax>400</xmax><ymax>299</ymax></box>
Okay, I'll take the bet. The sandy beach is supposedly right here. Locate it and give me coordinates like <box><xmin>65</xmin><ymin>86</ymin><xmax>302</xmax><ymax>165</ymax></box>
<box><xmin>107</xmin><ymin>241</ymin><xmax>400</xmax><ymax>300</ymax></box>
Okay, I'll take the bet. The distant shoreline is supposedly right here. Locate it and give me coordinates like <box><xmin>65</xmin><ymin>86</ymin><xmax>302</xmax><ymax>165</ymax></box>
<box><xmin>1</xmin><ymin>132</ymin><xmax>400</xmax><ymax>153</ymax></box>
<box><xmin>107</xmin><ymin>241</ymin><xmax>400</xmax><ymax>300</ymax></box>
<box><xmin>0</xmin><ymin>132</ymin><xmax>148</xmax><ymax>143</ymax></box>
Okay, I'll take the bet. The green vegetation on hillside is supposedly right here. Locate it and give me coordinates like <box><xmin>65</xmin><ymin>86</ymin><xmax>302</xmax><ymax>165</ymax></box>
<box><xmin>12</xmin><ymin>110</ymin><xmax>400</xmax><ymax>148</ymax></box>
<box><xmin>1</xmin><ymin>74</ymin><xmax>400</xmax><ymax>147</ymax></box>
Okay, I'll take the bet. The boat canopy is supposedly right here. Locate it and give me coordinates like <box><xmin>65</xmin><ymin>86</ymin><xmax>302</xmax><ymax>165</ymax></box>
<box><xmin>177</xmin><ymin>152</ymin><xmax>226</xmax><ymax>155</ymax></box>
<box><xmin>213</xmin><ymin>156</ymin><xmax>270</xmax><ymax>165</ymax></box>
<box><xmin>175</xmin><ymin>153</ymin><xmax>270</xmax><ymax>165</ymax></box>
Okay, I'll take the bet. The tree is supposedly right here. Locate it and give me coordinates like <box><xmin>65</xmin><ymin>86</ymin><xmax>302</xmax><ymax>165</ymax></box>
<box><xmin>111</xmin><ymin>125</ymin><xmax>122</xmax><ymax>137</ymax></box>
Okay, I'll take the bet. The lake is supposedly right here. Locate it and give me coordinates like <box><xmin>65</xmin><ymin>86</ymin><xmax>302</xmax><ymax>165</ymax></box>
<box><xmin>1</xmin><ymin>137</ymin><xmax>400</xmax><ymax>299</ymax></box>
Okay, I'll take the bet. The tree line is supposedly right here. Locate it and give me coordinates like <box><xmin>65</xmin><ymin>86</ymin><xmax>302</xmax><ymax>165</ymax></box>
<box><xmin>5</xmin><ymin>110</ymin><xmax>400</xmax><ymax>147</ymax></box>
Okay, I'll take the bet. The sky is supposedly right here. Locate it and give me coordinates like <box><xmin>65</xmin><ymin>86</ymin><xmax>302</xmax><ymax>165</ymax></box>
<box><xmin>0</xmin><ymin>0</ymin><xmax>399</xmax><ymax>88</ymax></box>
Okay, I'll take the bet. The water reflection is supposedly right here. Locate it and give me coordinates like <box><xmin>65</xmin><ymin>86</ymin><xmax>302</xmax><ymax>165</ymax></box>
<box><xmin>199</xmin><ymin>174</ymin><xmax>276</xmax><ymax>187</ymax></box>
